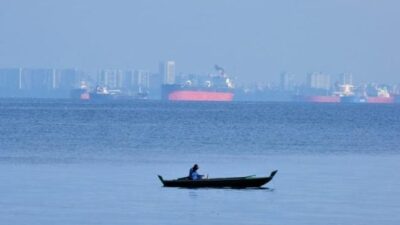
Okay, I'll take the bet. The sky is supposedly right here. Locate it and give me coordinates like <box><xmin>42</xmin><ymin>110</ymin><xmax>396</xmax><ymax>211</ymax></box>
<box><xmin>0</xmin><ymin>0</ymin><xmax>399</xmax><ymax>84</ymax></box>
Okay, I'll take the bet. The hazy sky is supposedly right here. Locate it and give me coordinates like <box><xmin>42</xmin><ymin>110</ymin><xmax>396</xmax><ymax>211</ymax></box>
<box><xmin>0</xmin><ymin>0</ymin><xmax>399</xmax><ymax>84</ymax></box>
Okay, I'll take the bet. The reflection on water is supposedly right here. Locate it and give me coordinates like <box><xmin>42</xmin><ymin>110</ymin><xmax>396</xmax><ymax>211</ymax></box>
<box><xmin>188</xmin><ymin>191</ymin><xmax>198</xmax><ymax>199</ymax></box>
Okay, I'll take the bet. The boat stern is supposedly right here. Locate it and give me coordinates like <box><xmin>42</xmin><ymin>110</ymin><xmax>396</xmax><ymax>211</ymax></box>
<box><xmin>157</xmin><ymin>175</ymin><xmax>165</xmax><ymax>185</ymax></box>
<box><xmin>270</xmin><ymin>170</ymin><xmax>278</xmax><ymax>179</ymax></box>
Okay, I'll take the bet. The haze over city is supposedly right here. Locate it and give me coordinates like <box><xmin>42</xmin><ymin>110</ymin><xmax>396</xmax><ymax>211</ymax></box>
<box><xmin>1</xmin><ymin>0</ymin><xmax>399</xmax><ymax>84</ymax></box>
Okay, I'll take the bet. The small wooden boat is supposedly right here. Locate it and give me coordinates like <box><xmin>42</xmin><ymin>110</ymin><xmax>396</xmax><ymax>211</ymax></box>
<box><xmin>158</xmin><ymin>170</ymin><xmax>277</xmax><ymax>188</ymax></box>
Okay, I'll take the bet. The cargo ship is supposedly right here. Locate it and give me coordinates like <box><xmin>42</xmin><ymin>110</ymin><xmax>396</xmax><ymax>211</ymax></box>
<box><xmin>365</xmin><ymin>96</ymin><xmax>394</xmax><ymax>104</ymax></box>
<box><xmin>338</xmin><ymin>84</ymin><xmax>396</xmax><ymax>104</ymax></box>
<box><xmin>70</xmin><ymin>84</ymin><xmax>147</xmax><ymax>101</ymax></box>
<box><xmin>162</xmin><ymin>84</ymin><xmax>234</xmax><ymax>101</ymax></box>
<box><xmin>338</xmin><ymin>84</ymin><xmax>368</xmax><ymax>103</ymax></box>
<box><xmin>294</xmin><ymin>82</ymin><xmax>346</xmax><ymax>103</ymax></box>
<box><xmin>340</xmin><ymin>95</ymin><xmax>365</xmax><ymax>103</ymax></box>
<box><xmin>162</xmin><ymin>65</ymin><xmax>234</xmax><ymax>101</ymax></box>
<box><xmin>70</xmin><ymin>82</ymin><xmax>90</xmax><ymax>100</ymax></box>
<box><xmin>364</xmin><ymin>87</ymin><xmax>394</xmax><ymax>104</ymax></box>
<box><xmin>295</xmin><ymin>84</ymin><xmax>395</xmax><ymax>104</ymax></box>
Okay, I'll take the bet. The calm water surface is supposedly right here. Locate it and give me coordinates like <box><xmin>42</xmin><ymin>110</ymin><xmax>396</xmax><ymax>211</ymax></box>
<box><xmin>0</xmin><ymin>99</ymin><xmax>399</xmax><ymax>225</ymax></box>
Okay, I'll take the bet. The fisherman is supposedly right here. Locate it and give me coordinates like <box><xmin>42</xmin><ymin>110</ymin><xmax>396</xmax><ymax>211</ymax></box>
<box><xmin>189</xmin><ymin>164</ymin><xmax>204</xmax><ymax>180</ymax></box>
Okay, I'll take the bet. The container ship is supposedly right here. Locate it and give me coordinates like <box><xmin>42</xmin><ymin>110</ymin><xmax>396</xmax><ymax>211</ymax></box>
<box><xmin>162</xmin><ymin>65</ymin><xmax>234</xmax><ymax>102</ymax></box>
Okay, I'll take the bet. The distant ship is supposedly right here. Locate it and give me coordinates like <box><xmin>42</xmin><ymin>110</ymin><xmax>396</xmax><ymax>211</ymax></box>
<box><xmin>365</xmin><ymin>97</ymin><xmax>394</xmax><ymax>104</ymax></box>
<box><xmin>364</xmin><ymin>87</ymin><xmax>394</xmax><ymax>104</ymax></box>
<box><xmin>70</xmin><ymin>82</ymin><xmax>90</xmax><ymax>100</ymax></box>
<box><xmin>70</xmin><ymin>83</ymin><xmax>147</xmax><ymax>101</ymax></box>
<box><xmin>162</xmin><ymin>84</ymin><xmax>234</xmax><ymax>101</ymax></box>
<box><xmin>294</xmin><ymin>83</ymin><xmax>347</xmax><ymax>103</ymax></box>
<box><xmin>162</xmin><ymin>65</ymin><xmax>234</xmax><ymax>102</ymax></box>
<box><xmin>294</xmin><ymin>83</ymin><xmax>396</xmax><ymax>104</ymax></box>
<box><xmin>340</xmin><ymin>95</ymin><xmax>364</xmax><ymax>103</ymax></box>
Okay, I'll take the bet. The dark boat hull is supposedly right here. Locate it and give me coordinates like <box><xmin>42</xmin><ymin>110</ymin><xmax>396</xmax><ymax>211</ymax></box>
<box><xmin>158</xmin><ymin>170</ymin><xmax>277</xmax><ymax>188</ymax></box>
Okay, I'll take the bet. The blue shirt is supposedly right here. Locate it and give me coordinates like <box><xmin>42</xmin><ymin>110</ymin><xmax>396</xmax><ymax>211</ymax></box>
<box><xmin>189</xmin><ymin>168</ymin><xmax>203</xmax><ymax>180</ymax></box>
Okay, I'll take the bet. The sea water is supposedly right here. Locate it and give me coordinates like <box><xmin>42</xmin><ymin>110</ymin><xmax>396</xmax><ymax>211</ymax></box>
<box><xmin>0</xmin><ymin>99</ymin><xmax>399</xmax><ymax>225</ymax></box>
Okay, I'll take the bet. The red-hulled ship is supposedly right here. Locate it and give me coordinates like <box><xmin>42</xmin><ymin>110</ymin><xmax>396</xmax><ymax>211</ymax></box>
<box><xmin>163</xmin><ymin>85</ymin><xmax>234</xmax><ymax>101</ymax></box>
<box><xmin>70</xmin><ymin>82</ymin><xmax>90</xmax><ymax>100</ymax></box>
<box><xmin>364</xmin><ymin>87</ymin><xmax>394</xmax><ymax>104</ymax></box>
<box><xmin>365</xmin><ymin>96</ymin><xmax>394</xmax><ymax>104</ymax></box>
<box><xmin>162</xmin><ymin>65</ymin><xmax>234</xmax><ymax>102</ymax></box>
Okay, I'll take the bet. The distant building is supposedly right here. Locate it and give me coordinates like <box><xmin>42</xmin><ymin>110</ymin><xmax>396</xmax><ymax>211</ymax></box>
<box><xmin>339</xmin><ymin>73</ymin><xmax>353</xmax><ymax>85</ymax></box>
<box><xmin>97</xmin><ymin>69</ymin><xmax>124</xmax><ymax>89</ymax></box>
<box><xmin>123</xmin><ymin>69</ymin><xmax>151</xmax><ymax>93</ymax></box>
<box><xmin>123</xmin><ymin>70</ymin><xmax>135</xmax><ymax>90</ymax></box>
<box><xmin>280</xmin><ymin>73</ymin><xmax>294</xmax><ymax>91</ymax></box>
<box><xmin>149</xmin><ymin>73</ymin><xmax>162</xmax><ymax>93</ymax></box>
<box><xmin>393</xmin><ymin>84</ymin><xmax>400</xmax><ymax>95</ymax></box>
<box><xmin>53</xmin><ymin>69</ymin><xmax>80</xmax><ymax>90</ymax></box>
<box><xmin>135</xmin><ymin>70</ymin><xmax>150</xmax><ymax>91</ymax></box>
<box><xmin>0</xmin><ymin>68</ymin><xmax>20</xmax><ymax>91</ymax></box>
<box><xmin>123</xmin><ymin>70</ymin><xmax>151</xmax><ymax>92</ymax></box>
<box><xmin>160</xmin><ymin>61</ymin><xmax>175</xmax><ymax>84</ymax></box>
<box><xmin>20</xmin><ymin>68</ymin><xmax>54</xmax><ymax>90</ymax></box>
<box><xmin>307</xmin><ymin>73</ymin><xmax>331</xmax><ymax>90</ymax></box>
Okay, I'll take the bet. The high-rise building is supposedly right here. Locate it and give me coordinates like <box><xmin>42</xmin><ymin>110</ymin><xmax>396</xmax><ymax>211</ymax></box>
<box><xmin>307</xmin><ymin>73</ymin><xmax>331</xmax><ymax>90</ymax></box>
<box><xmin>135</xmin><ymin>70</ymin><xmax>150</xmax><ymax>90</ymax></box>
<box><xmin>97</xmin><ymin>69</ymin><xmax>124</xmax><ymax>89</ymax></box>
<box><xmin>280</xmin><ymin>73</ymin><xmax>294</xmax><ymax>91</ymax></box>
<box><xmin>20</xmin><ymin>68</ymin><xmax>54</xmax><ymax>90</ymax></box>
<box><xmin>123</xmin><ymin>70</ymin><xmax>135</xmax><ymax>90</ymax></box>
<box><xmin>123</xmin><ymin>70</ymin><xmax>151</xmax><ymax>91</ymax></box>
<box><xmin>339</xmin><ymin>73</ymin><xmax>353</xmax><ymax>85</ymax></box>
<box><xmin>160</xmin><ymin>61</ymin><xmax>175</xmax><ymax>85</ymax></box>
<box><xmin>53</xmin><ymin>69</ymin><xmax>80</xmax><ymax>89</ymax></box>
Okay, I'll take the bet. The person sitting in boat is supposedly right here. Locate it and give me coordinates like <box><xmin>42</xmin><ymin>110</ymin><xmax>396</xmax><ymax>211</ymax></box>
<box><xmin>189</xmin><ymin>164</ymin><xmax>204</xmax><ymax>180</ymax></box>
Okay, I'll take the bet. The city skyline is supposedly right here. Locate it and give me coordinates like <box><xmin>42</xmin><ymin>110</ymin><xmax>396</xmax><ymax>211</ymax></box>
<box><xmin>1</xmin><ymin>1</ymin><xmax>399</xmax><ymax>84</ymax></box>
<box><xmin>0</xmin><ymin>63</ymin><xmax>398</xmax><ymax>89</ymax></box>
<box><xmin>1</xmin><ymin>62</ymin><xmax>399</xmax><ymax>96</ymax></box>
